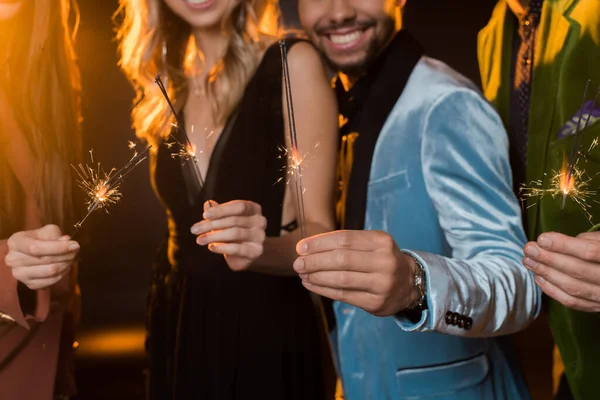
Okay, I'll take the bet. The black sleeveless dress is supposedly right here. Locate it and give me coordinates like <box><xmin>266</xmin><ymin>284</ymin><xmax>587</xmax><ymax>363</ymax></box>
<box><xmin>147</xmin><ymin>39</ymin><xmax>326</xmax><ymax>400</ymax></box>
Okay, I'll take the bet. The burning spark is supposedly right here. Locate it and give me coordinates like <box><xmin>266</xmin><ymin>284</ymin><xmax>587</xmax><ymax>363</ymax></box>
<box><xmin>521</xmin><ymin>162</ymin><xmax>598</xmax><ymax>223</ymax></box>
<box><xmin>588</xmin><ymin>137</ymin><xmax>599</xmax><ymax>153</ymax></box>
<box><xmin>205</xmin><ymin>127</ymin><xmax>215</xmax><ymax>139</ymax></box>
<box><xmin>73</xmin><ymin>160</ymin><xmax>120</xmax><ymax>213</ymax></box>
<box><xmin>275</xmin><ymin>140</ymin><xmax>322</xmax><ymax>185</ymax></box>
<box><xmin>172</xmin><ymin>142</ymin><xmax>198</xmax><ymax>161</ymax></box>
<box><xmin>277</xmin><ymin>145</ymin><xmax>307</xmax><ymax>185</ymax></box>
<box><xmin>71</xmin><ymin>144</ymin><xmax>152</xmax><ymax>237</ymax></box>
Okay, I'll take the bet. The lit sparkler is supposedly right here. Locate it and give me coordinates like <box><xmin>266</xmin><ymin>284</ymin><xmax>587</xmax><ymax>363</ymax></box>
<box><xmin>155</xmin><ymin>75</ymin><xmax>205</xmax><ymax>189</ymax></box>
<box><xmin>280</xmin><ymin>40</ymin><xmax>339</xmax><ymax>379</ymax></box>
<box><xmin>171</xmin><ymin>142</ymin><xmax>198</xmax><ymax>161</ymax></box>
<box><xmin>520</xmin><ymin>80</ymin><xmax>600</xmax><ymax>224</ymax></box>
<box><xmin>71</xmin><ymin>144</ymin><xmax>152</xmax><ymax>238</ymax></box>
<box><xmin>275</xmin><ymin>143</ymin><xmax>320</xmax><ymax>190</ymax></box>
<box><xmin>279</xmin><ymin>40</ymin><xmax>307</xmax><ymax>238</ymax></box>
<box><xmin>520</xmin><ymin>161</ymin><xmax>598</xmax><ymax>223</ymax></box>
<box><xmin>563</xmin><ymin>80</ymin><xmax>600</xmax><ymax>209</ymax></box>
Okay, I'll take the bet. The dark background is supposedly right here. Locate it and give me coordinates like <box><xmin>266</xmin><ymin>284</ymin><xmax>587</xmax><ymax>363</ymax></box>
<box><xmin>74</xmin><ymin>1</ymin><xmax>496</xmax><ymax>398</ymax></box>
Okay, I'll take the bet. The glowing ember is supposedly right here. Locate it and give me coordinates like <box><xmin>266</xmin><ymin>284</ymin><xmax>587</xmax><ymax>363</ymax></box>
<box><xmin>73</xmin><ymin>152</ymin><xmax>122</xmax><ymax>214</ymax></box>
<box><xmin>521</xmin><ymin>160</ymin><xmax>598</xmax><ymax>223</ymax></box>
<box><xmin>171</xmin><ymin>142</ymin><xmax>198</xmax><ymax>161</ymax></box>
<box><xmin>276</xmin><ymin>145</ymin><xmax>308</xmax><ymax>184</ymax></box>
<box><xmin>187</xmin><ymin>143</ymin><xmax>196</xmax><ymax>157</ymax></box>
<box><xmin>71</xmin><ymin>144</ymin><xmax>151</xmax><ymax>236</ymax></box>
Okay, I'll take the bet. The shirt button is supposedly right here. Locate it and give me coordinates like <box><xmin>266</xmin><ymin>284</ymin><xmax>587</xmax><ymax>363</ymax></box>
<box><xmin>524</xmin><ymin>58</ymin><xmax>532</xmax><ymax>65</ymax></box>
<box><xmin>522</xmin><ymin>19</ymin><xmax>530</xmax><ymax>26</ymax></box>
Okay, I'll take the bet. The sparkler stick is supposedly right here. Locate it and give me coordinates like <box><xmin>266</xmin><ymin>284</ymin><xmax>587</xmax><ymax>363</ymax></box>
<box><xmin>155</xmin><ymin>75</ymin><xmax>205</xmax><ymax>188</ymax></box>
<box><xmin>279</xmin><ymin>40</ymin><xmax>307</xmax><ymax>238</ymax></box>
<box><xmin>279</xmin><ymin>40</ymin><xmax>340</xmax><ymax>381</ymax></box>
<box><xmin>71</xmin><ymin>144</ymin><xmax>152</xmax><ymax>238</ymax></box>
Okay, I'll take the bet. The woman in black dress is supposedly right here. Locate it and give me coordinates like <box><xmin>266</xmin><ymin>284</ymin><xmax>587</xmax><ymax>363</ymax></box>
<box><xmin>117</xmin><ymin>0</ymin><xmax>338</xmax><ymax>398</ymax></box>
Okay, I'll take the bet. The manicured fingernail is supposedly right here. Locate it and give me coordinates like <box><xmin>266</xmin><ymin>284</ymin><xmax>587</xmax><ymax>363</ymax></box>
<box><xmin>197</xmin><ymin>236</ymin><xmax>207</xmax><ymax>245</ymax></box>
<box><xmin>302</xmin><ymin>280</ymin><xmax>312</xmax><ymax>288</ymax></box>
<box><xmin>293</xmin><ymin>258</ymin><xmax>305</xmax><ymax>272</ymax></box>
<box><xmin>203</xmin><ymin>211</ymin><xmax>214</xmax><ymax>219</ymax></box>
<box><xmin>208</xmin><ymin>243</ymin><xmax>215</xmax><ymax>251</ymax></box>
<box><xmin>297</xmin><ymin>242</ymin><xmax>308</xmax><ymax>255</ymax></box>
<box><xmin>525</xmin><ymin>244</ymin><xmax>539</xmax><ymax>258</ymax></box>
<box><xmin>523</xmin><ymin>257</ymin><xmax>537</xmax><ymax>269</ymax></box>
<box><xmin>538</xmin><ymin>235</ymin><xmax>552</xmax><ymax>248</ymax></box>
<box><xmin>535</xmin><ymin>275</ymin><xmax>545</xmax><ymax>284</ymax></box>
<box><xmin>68</xmin><ymin>243</ymin><xmax>80</xmax><ymax>252</ymax></box>
<box><xmin>299</xmin><ymin>273</ymin><xmax>308</xmax><ymax>280</ymax></box>
<box><xmin>191</xmin><ymin>226</ymin><xmax>200</xmax><ymax>235</ymax></box>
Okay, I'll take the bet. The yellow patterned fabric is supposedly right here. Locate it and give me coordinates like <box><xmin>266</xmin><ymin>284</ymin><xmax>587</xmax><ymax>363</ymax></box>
<box><xmin>336</xmin><ymin>132</ymin><xmax>359</xmax><ymax>229</ymax></box>
<box><xmin>335</xmin><ymin>378</ymin><xmax>344</xmax><ymax>399</ymax></box>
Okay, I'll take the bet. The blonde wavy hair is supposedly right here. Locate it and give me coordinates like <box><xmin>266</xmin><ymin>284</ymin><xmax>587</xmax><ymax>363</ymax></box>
<box><xmin>0</xmin><ymin>0</ymin><xmax>82</xmax><ymax>237</ymax></box>
<box><xmin>116</xmin><ymin>0</ymin><xmax>280</xmax><ymax>146</ymax></box>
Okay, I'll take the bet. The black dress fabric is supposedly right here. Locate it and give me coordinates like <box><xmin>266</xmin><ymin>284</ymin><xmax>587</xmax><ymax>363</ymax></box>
<box><xmin>146</xmin><ymin>39</ymin><xmax>326</xmax><ymax>400</ymax></box>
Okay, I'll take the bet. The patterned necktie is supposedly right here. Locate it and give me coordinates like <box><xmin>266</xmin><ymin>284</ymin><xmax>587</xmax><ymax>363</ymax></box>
<box><xmin>512</xmin><ymin>0</ymin><xmax>543</xmax><ymax>169</ymax></box>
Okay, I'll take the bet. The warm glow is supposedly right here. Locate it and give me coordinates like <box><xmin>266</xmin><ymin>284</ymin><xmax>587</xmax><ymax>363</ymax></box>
<box><xmin>520</xmin><ymin>155</ymin><xmax>598</xmax><ymax>223</ymax></box>
<box><xmin>559</xmin><ymin>168</ymin><xmax>575</xmax><ymax>195</ymax></box>
<box><xmin>76</xmin><ymin>327</ymin><xmax>146</xmax><ymax>358</ymax></box>
<box><xmin>186</xmin><ymin>143</ymin><xmax>196</xmax><ymax>158</ymax></box>
<box><xmin>95</xmin><ymin>185</ymin><xmax>109</xmax><ymax>202</ymax></box>
<box><xmin>291</xmin><ymin>149</ymin><xmax>303</xmax><ymax>169</ymax></box>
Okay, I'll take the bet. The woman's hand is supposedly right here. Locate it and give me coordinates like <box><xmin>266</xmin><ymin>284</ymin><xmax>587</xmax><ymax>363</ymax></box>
<box><xmin>191</xmin><ymin>200</ymin><xmax>267</xmax><ymax>271</ymax></box>
<box><xmin>5</xmin><ymin>224</ymin><xmax>80</xmax><ymax>290</ymax></box>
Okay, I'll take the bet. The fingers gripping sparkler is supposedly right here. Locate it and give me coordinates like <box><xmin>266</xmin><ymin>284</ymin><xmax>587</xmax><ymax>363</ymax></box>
<box><xmin>71</xmin><ymin>143</ymin><xmax>152</xmax><ymax>238</ymax></box>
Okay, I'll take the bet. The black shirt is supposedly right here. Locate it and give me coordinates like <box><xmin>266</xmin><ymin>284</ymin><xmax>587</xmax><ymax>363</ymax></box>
<box><xmin>335</xmin><ymin>31</ymin><xmax>424</xmax><ymax>230</ymax></box>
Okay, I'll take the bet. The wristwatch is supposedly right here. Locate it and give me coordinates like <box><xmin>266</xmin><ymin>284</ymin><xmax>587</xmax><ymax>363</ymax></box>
<box><xmin>406</xmin><ymin>254</ymin><xmax>428</xmax><ymax>312</ymax></box>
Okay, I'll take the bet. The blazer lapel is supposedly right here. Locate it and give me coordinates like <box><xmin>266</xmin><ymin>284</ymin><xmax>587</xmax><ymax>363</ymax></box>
<box><xmin>478</xmin><ymin>1</ymin><xmax>510</xmax><ymax>115</ymax></box>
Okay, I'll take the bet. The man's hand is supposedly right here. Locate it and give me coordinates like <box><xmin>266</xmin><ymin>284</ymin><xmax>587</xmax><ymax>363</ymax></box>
<box><xmin>5</xmin><ymin>224</ymin><xmax>79</xmax><ymax>290</ymax></box>
<box><xmin>191</xmin><ymin>200</ymin><xmax>267</xmax><ymax>272</ymax></box>
<box><xmin>523</xmin><ymin>231</ymin><xmax>600</xmax><ymax>312</ymax></box>
<box><xmin>293</xmin><ymin>230</ymin><xmax>418</xmax><ymax>316</ymax></box>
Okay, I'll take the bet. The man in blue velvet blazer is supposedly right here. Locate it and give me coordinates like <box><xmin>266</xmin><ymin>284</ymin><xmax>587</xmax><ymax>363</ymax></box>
<box><xmin>294</xmin><ymin>0</ymin><xmax>540</xmax><ymax>399</ymax></box>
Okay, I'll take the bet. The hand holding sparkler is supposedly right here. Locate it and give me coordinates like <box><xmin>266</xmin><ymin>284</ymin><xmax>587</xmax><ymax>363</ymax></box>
<box><xmin>523</xmin><ymin>231</ymin><xmax>600</xmax><ymax>312</ymax></box>
<box><xmin>5</xmin><ymin>225</ymin><xmax>79</xmax><ymax>290</ymax></box>
<box><xmin>293</xmin><ymin>230</ymin><xmax>420</xmax><ymax>317</ymax></box>
<box><xmin>520</xmin><ymin>80</ymin><xmax>600</xmax><ymax>312</ymax></box>
<box><xmin>191</xmin><ymin>200</ymin><xmax>267</xmax><ymax>271</ymax></box>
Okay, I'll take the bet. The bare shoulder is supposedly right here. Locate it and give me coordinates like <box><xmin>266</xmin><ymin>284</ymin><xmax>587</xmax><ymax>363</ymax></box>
<box><xmin>285</xmin><ymin>41</ymin><xmax>329</xmax><ymax>79</ymax></box>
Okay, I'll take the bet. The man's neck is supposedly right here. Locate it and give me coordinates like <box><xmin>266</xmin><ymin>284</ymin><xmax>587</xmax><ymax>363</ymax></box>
<box><xmin>507</xmin><ymin>0</ymin><xmax>532</xmax><ymax>17</ymax></box>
